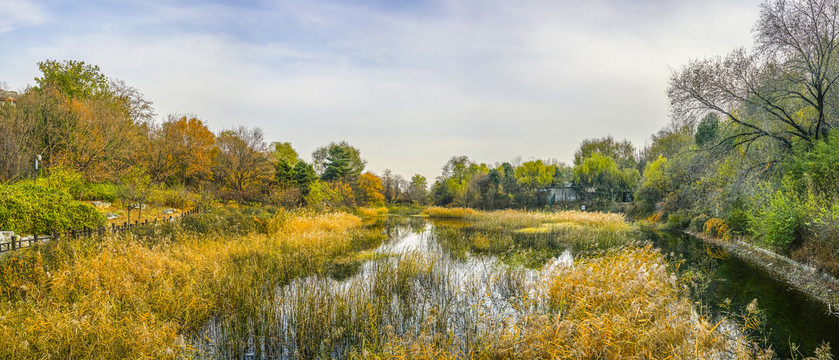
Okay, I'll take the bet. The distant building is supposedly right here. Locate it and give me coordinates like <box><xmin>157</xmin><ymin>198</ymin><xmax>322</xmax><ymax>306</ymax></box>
<box><xmin>0</xmin><ymin>97</ymin><xmax>16</xmax><ymax>106</ymax></box>
<box><xmin>545</xmin><ymin>185</ymin><xmax>583</xmax><ymax>203</ymax></box>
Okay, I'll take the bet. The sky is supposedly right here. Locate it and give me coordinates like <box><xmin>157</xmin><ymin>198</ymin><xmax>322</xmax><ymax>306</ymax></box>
<box><xmin>0</xmin><ymin>0</ymin><xmax>763</xmax><ymax>181</ymax></box>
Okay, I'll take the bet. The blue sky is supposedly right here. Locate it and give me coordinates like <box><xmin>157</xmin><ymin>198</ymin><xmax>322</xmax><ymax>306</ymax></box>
<box><xmin>1</xmin><ymin>0</ymin><xmax>762</xmax><ymax>181</ymax></box>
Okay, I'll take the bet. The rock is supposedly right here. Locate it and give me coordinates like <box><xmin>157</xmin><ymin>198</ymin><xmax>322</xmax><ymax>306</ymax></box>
<box><xmin>130</xmin><ymin>203</ymin><xmax>147</xmax><ymax>210</ymax></box>
<box><xmin>91</xmin><ymin>201</ymin><xmax>111</xmax><ymax>209</ymax></box>
<box><xmin>0</xmin><ymin>231</ymin><xmax>14</xmax><ymax>241</ymax></box>
<box><xmin>162</xmin><ymin>208</ymin><xmax>177</xmax><ymax>215</ymax></box>
<box><xmin>105</xmin><ymin>213</ymin><xmax>119</xmax><ymax>220</ymax></box>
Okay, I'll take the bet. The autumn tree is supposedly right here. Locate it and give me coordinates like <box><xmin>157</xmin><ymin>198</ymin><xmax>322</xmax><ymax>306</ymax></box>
<box><xmin>59</xmin><ymin>95</ymin><xmax>141</xmax><ymax>182</ymax></box>
<box><xmin>119</xmin><ymin>166</ymin><xmax>152</xmax><ymax>222</ymax></box>
<box><xmin>142</xmin><ymin>115</ymin><xmax>216</xmax><ymax>186</ymax></box>
<box><xmin>357</xmin><ymin>172</ymin><xmax>385</xmax><ymax>207</ymax></box>
<box><xmin>213</xmin><ymin>126</ymin><xmax>273</xmax><ymax>201</ymax></box>
<box><xmin>0</xmin><ymin>90</ymin><xmax>38</xmax><ymax>183</ymax></box>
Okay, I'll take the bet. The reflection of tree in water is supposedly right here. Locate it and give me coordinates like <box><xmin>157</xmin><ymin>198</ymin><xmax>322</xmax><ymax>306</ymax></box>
<box><xmin>649</xmin><ymin>230</ymin><xmax>839</xmax><ymax>358</ymax></box>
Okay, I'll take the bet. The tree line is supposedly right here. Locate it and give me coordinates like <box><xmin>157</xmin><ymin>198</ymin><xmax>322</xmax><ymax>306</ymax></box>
<box><xmin>634</xmin><ymin>0</ymin><xmax>839</xmax><ymax>276</ymax></box>
<box><xmin>0</xmin><ymin>60</ymin><xmax>428</xmax><ymax>210</ymax></box>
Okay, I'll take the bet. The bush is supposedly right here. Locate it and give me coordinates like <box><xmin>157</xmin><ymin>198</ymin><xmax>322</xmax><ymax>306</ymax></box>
<box><xmin>749</xmin><ymin>187</ymin><xmax>802</xmax><ymax>249</ymax></box>
<box><xmin>703</xmin><ymin>218</ymin><xmax>731</xmax><ymax>241</ymax></box>
<box><xmin>74</xmin><ymin>183</ymin><xmax>120</xmax><ymax>202</ymax></box>
<box><xmin>664</xmin><ymin>211</ymin><xmax>691</xmax><ymax>230</ymax></box>
<box><xmin>690</xmin><ymin>214</ymin><xmax>710</xmax><ymax>232</ymax></box>
<box><xmin>180</xmin><ymin>207</ymin><xmax>256</xmax><ymax>236</ymax></box>
<box><xmin>0</xmin><ymin>183</ymin><xmax>104</xmax><ymax>234</ymax></box>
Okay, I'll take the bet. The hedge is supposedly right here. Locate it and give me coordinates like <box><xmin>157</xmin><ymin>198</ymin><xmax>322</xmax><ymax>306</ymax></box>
<box><xmin>0</xmin><ymin>183</ymin><xmax>104</xmax><ymax>234</ymax></box>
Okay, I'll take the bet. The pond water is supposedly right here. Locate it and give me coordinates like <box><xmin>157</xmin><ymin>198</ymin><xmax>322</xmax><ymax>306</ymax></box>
<box><xmin>197</xmin><ymin>217</ymin><xmax>839</xmax><ymax>359</ymax></box>
<box><xmin>649</xmin><ymin>230</ymin><xmax>839</xmax><ymax>358</ymax></box>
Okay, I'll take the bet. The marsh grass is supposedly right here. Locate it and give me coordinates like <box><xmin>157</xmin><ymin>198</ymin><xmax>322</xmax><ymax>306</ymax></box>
<box><xmin>357</xmin><ymin>207</ymin><xmax>389</xmax><ymax>219</ymax></box>
<box><xmin>0</xmin><ymin>210</ymin><xmax>378</xmax><ymax>359</ymax></box>
<box><xmin>0</xmin><ymin>207</ymin><xmax>817</xmax><ymax>359</ymax></box>
<box><xmin>199</xmin><ymin>241</ymin><xmax>774</xmax><ymax>359</ymax></box>
<box><xmin>426</xmin><ymin>208</ymin><xmax>634</xmax><ymax>265</ymax></box>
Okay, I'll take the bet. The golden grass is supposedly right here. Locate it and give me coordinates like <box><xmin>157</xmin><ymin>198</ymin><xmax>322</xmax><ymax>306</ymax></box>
<box><xmin>0</xmin><ymin>211</ymin><xmax>364</xmax><ymax>359</ymax></box>
<box><xmin>353</xmin><ymin>245</ymin><xmax>773</xmax><ymax>359</ymax></box>
<box><xmin>421</xmin><ymin>206</ymin><xmax>478</xmax><ymax>218</ymax></box>
<box><xmin>424</xmin><ymin>207</ymin><xmax>628</xmax><ymax>231</ymax></box>
<box><xmin>357</xmin><ymin>206</ymin><xmax>389</xmax><ymax>218</ymax></box>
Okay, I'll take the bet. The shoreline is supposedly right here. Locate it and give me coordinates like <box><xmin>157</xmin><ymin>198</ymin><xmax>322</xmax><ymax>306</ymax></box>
<box><xmin>684</xmin><ymin>230</ymin><xmax>839</xmax><ymax>314</ymax></box>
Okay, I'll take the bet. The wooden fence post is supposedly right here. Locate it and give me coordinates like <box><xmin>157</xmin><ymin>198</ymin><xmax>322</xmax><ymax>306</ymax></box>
<box><xmin>11</xmin><ymin>235</ymin><xmax>16</xmax><ymax>250</ymax></box>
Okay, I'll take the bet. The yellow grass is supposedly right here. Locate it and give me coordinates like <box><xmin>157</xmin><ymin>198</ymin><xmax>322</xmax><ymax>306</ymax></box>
<box><xmin>421</xmin><ymin>206</ymin><xmax>478</xmax><ymax>218</ymax></box>
<box><xmin>0</xmin><ymin>211</ymin><xmax>364</xmax><ymax>359</ymax></box>
<box><xmin>424</xmin><ymin>207</ymin><xmax>626</xmax><ymax>229</ymax></box>
<box><xmin>357</xmin><ymin>206</ymin><xmax>389</xmax><ymax>218</ymax></box>
<box><xmin>359</xmin><ymin>245</ymin><xmax>773</xmax><ymax>359</ymax></box>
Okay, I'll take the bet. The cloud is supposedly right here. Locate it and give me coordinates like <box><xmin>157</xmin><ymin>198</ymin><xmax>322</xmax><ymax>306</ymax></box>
<box><xmin>0</xmin><ymin>0</ymin><xmax>47</xmax><ymax>34</ymax></box>
<box><xmin>0</xmin><ymin>0</ymin><xmax>764</xmax><ymax>180</ymax></box>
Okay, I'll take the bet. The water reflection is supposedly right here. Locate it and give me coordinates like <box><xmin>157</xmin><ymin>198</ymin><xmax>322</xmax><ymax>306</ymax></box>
<box><xmin>649</xmin><ymin>230</ymin><xmax>839</xmax><ymax>358</ymax></box>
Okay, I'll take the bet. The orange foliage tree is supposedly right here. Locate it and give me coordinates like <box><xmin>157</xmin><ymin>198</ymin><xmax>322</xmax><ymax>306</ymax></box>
<box><xmin>141</xmin><ymin>115</ymin><xmax>216</xmax><ymax>186</ymax></box>
<box><xmin>60</xmin><ymin>96</ymin><xmax>140</xmax><ymax>182</ymax></box>
<box><xmin>357</xmin><ymin>172</ymin><xmax>385</xmax><ymax>207</ymax></box>
<box><xmin>213</xmin><ymin>126</ymin><xmax>272</xmax><ymax>201</ymax></box>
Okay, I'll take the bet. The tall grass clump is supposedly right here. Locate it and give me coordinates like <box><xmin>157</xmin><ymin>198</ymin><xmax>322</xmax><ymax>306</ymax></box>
<box><xmin>357</xmin><ymin>206</ymin><xmax>389</xmax><ymax>218</ymax></box>
<box><xmin>421</xmin><ymin>206</ymin><xmax>477</xmax><ymax>219</ymax></box>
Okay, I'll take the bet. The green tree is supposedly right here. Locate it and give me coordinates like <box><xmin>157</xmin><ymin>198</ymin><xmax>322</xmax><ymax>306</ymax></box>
<box><xmin>35</xmin><ymin>60</ymin><xmax>108</xmax><ymax>99</ymax></box>
<box><xmin>270</xmin><ymin>141</ymin><xmax>299</xmax><ymax>165</ymax></box>
<box><xmin>407</xmin><ymin>174</ymin><xmax>428</xmax><ymax>204</ymax></box>
<box><xmin>514</xmin><ymin>160</ymin><xmax>555</xmax><ymax>207</ymax></box>
<box><xmin>694</xmin><ymin>113</ymin><xmax>720</xmax><ymax>147</ymax></box>
<box><xmin>573</xmin><ymin>153</ymin><xmax>639</xmax><ymax>202</ymax></box>
<box><xmin>573</xmin><ymin>136</ymin><xmax>637</xmax><ymax>170</ymax></box>
<box><xmin>312</xmin><ymin>141</ymin><xmax>366</xmax><ymax>179</ymax></box>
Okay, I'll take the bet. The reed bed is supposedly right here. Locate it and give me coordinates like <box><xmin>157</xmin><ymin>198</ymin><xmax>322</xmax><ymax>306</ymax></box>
<box><xmin>0</xmin><ymin>208</ymin><xmax>807</xmax><ymax>359</ymax></box>
<box><xmin>0</xmin><ymin>210</ymin><xmax>373</xmax><ymax>359</ymax></box>
<box><xmin>195</xmin><ymin>241</ymin><xmax>773</xmax><ymax>359</ymax></box>
<box><xmin>426</xmin><ymin>208</ymin><xmax>634</xmax><ymax>263</ymax></box>
<box><xmin>356</xmin><ymin>207</ymin><xmax>389</xmax><ymax>218</ymax></box>
<box><xmin>422</xmin><ymin>207</ymin><xmax>628</xmax><ymax>231</ymax></box>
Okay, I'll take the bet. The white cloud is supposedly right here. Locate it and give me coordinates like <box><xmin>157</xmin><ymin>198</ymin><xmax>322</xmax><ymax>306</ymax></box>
<box><xmin>0</xmin><ymin>0</ymin><xmax>46</xmax><ymax>34</ymax></box>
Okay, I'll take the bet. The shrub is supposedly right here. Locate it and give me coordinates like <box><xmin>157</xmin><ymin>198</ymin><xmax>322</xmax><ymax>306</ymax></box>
<box><xmin>665</xmin><ymin>211</ymin><xmax>691</xmax><ymax>230</ymax></box>
<box><xmin>179</xmin><ymin>207</ymin><xmax>256</xmax><ymax>236</ymax></box>
<box><xmin>647</xmin><ymin>211</ymin><xmax>664</xmax><ymax>224</ymax></box>
<box><xmin>703</xmin><ymin>218</ymin><xmax>731</xmax><ymax>241</ymax></box>
<box><xmin>73</xmin><ymin>182</ymin><xmax>120</xmax><ymax>202</ymax></box>
<box><xmin>690</xmin><ymin>214</ymin><xmax>710</xmax><ymax>232</ymax></box>
<box><xmin>0</xmin><ymin>183</ymin><xmax>104</xmax><ymax>234</ymax></box>
<box><xmin>749</xmin><ymin>187</ymin><xmax>802</xmax><ymax>249</ymax></box>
